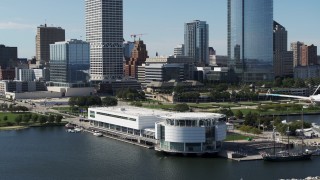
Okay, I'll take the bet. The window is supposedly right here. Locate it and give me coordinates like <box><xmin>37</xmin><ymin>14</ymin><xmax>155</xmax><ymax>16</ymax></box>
<box><xmin>96</xmin><ymin>112</ymin><xmax>136</xmax><ymax>121</ymax></box>
<box><xmin>90</xmin><ymin>111</ymin><xmax>95</xmax><ymax>118</ymax></box>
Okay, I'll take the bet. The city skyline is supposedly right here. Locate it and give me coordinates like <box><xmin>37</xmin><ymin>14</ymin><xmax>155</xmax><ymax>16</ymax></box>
<box><xmin>1</xmin><ymin>0</ymin><xmax>320</xmax><ymax>58</ymax></box>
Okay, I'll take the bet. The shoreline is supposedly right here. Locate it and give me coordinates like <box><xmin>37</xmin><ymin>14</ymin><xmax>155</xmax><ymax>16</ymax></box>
<box><xmin>0</xmin><ymin>126</ymin><xmax>29</xmax><ymax>131</ymax></box>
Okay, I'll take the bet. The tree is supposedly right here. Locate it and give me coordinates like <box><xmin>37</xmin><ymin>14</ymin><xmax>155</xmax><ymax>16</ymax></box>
<box><xmin>273</xmin><ymin>77</ymin><xmax>283</xmax><ymax>87</ymax></box>
<box><xmin>217</xmin><ymin>108</ymin><xmax>234</xmax><ymax>117</ymax></box>
<box><xmin>130</xmin><ymin>101</ymin><xmax>143</xmax><ymax>107</ymax></box>
<box><xmin>244</xmin><ymin>111</ymin><xmax>257</xmax><ymax>126</ymax></box>
<box><xmin>68</xmin><ymin>97</ymin><xmax>77</xmax><ymax>106</ymax></box>
<box><xmin>102</xmin><ymin>96</ymin><xmax>118</xmax><ymax>106</ymax></box>
<box><xmin>294</xmin><ymin>78</ymin><xmax>306</xmax><ymax>88</ymax></box>
<box><xmin>14</xmin><ymin>115</ymin><xmax>22</xmax><ymax>125</ymax></box>
<box><xmin>55</xmin><ymin>115</ymin><xmax>63</xmax><ymax>123</ymax></box>
<box><xmin>23</xmin><ymin>114</ymin><xmax>31</xmax><ymax>123</ymax></box>
<box><xmin>3</xmin><ymin>116</ymin><xmax>8</xmax><ymax>121</ymax></box>
<box><xmin>173</xmin><ymin>103</ymin><xmax>189</xmax><ymax>112</ymax></box>
<box><xmin>38</xmin><ymin>116</ymin><xmax>47</xmax><ymax>124</ymax></box>
<box><xmin>235</xmin><ymin>110</ymin><xmax>244</xmax><ymax>119</ymax></box>
<box><xmin>32</xmin><ymin>114</ymin><xmax>38</xmax><ymax>123</ymax></box>
<box><xmin>282</xmin><ymin>78</ymin><xmax>295</xmax><ymax>88</ymax></box>
<box><xmin>48</xmin><ymin>115</ymin><xmax>55</xmax><ymax>123</ymax></box>
<box><xmin>77</xmin><ymin>97</ymin><xmax>87</xmax><ymax>106</ymax></box>
<box><xmin>173</xmin><ymin>85</ymin><xmax>184</xmax><ymax>94</ymax></box>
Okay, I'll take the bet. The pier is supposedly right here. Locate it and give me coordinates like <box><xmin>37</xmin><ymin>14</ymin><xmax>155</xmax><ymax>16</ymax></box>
<box><xmin>65</xmin><ymin>117</ymin><xmax>155</xmax><ymax>149</ymax></box>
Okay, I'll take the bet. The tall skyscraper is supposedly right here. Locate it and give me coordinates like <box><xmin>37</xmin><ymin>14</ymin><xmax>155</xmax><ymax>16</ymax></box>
<box><xmin>184</xmin><ymin>20</ymin><xmax>209</xmax><ymax>66</ymax></box>
<box><xmin>228</xmin><ymin>0</ymin><xmax>274</xmax><ymax>82</ymax></box>
<box><xmin>273</xmin><ymin>21</ymin><xmax>287</xmax><ymax>52</ymax></box>
<box><xmin>50</xmin><ymin>39</ymin><xmax>90</xmax><ymax>86</ymax></box>
<box><xmin>85</xmin><ymin>0</ymin><xmax>124</xmax><ymax>82</ymax></box>
<box><xmin>36</xmin><ymin>24</ymin><xmax>65</xmax><ymax>66</ymax></box>
<box><xmin>290</xmin><ymin>41</ymin><xmax>304</xmax><ymax>67</ymax></box>
<box><xmin>273</xmin><ymin>21</ymin><xmax>293</xmax><ymax>78</ymax></box>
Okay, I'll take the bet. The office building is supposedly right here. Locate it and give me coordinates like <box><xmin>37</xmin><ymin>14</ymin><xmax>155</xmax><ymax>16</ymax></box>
<box><xmin>36</xmin><ymin>24</ymin><xmax>65</xmax><ymax>65</ymax></box>
<box><xmin>124</xmin><ymin>41</ymin><xmax>135</xmax><ymax>59</ymax></box>
<box><xmin>273</xmin><ymin>21</ymin><xmax>287</xmax><ymax>52</ymax></box>
<box><xmin>0</xmin><ymin>80</ymin><xmax>46</xmax><ymax>95</ymax></box>
<box><xmin>273</xmin><ymin>51</ymin><xmax>293</xmax><ymax>78</ymax></box>
<box><xmin>174</xmin><ymin>44</ymin><xmax>185</xmax><ymax>56</ymax></box>
<box><xmin>144</xmin><ymin>63</ymin><xmax>185</xmax><ymax>84</ymax></box>
<box><xmin>209</xmin><ymin>55</ymin><xmax>228</xmax><ymax>67</ymax></box>
<box><xmin>49</xmin><ymin>39</ymin><xmax>90</xmax><ymax>87</ymax></box>
<box><xmin>0</xmin><ymin>69</ymin><xmax>15</xmax><ymax>80</ymax></box>
<box><xmin>300</xmin><ymin>44</ymin><xmax>317</xmax><ymax>66</ymax></box>
<box><xmin>291</xmin><ymin>41</ymin><xmax>304</xmax><ymax>67</ymax></box>
<box><xmin>184</xmin><ymin>20</ymin><xmax>209</xmax><ymax>65</ymax></box>
<box><xmin>125</xmin><ymin>40</ymin><xmax>148</xmax><ymax>78</ymax></box>
<box><xmin>140</xmin><ymin>56</ymin><xmax>195</xmax><ymax>84</ymax></box>
<box><xmin>0</xmin><ymin>45</ymin><xmax>17</xmax><ymax>69</ymax></box>
<box><xmin>273</xmin><ymin>21</ymin><xmax>293</xmax><ymax>78</ymax></box>
<box><xmin>228</xmin><ymin>0</ymin><xmax>274</xmax><ymax>82</ymax></box>
<box><xmin>85</xmin><ymin>0</ymin><xmax>124</xmax><ymax>82</ymax></box>
<box><xmin>294</xmin><ymin>65</ymin><xmax>320</xmax><ymax>80</ymax></box>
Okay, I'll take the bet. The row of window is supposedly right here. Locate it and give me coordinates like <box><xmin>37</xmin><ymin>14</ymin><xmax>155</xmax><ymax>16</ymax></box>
<box><xmin>96</xmin><ymin>111</ymin><xmax>136</xmax><ymax>121</ymax></box>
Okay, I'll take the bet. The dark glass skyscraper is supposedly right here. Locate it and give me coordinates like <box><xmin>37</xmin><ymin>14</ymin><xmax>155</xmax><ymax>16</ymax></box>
<box><xmin>228</xmin><ymin>0</ymin><xmax>274</xmax><ymax>82</ymax></box>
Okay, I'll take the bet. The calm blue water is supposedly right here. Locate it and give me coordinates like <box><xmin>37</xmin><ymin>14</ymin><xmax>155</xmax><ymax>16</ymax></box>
<box><xmin>1</xmin><ymin>117</ymin><xmax>320</xmax><ymax>180</ymax></box>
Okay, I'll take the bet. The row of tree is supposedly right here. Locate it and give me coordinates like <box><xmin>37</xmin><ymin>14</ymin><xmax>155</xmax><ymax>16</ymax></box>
<box><xmin>68</xmin><ymin>96</ymin><xmax>118</xmax><ymax>107</ymax></box>
<box><xmin>116</xmin><ymin>88</ymin><xmax>145</xmax><ymax>101</ymax></box>
<box><xmin>0</xmin><ymin>103</ymin><xmax>29</xmax><ymax>112</ymax></box>
<box><xmin>14</xmin><ymin>114</ymin><xmax>63</xmax><ymax>125</ymax></box>
<box><xmin>273</xmin><ymin>77</ymin><xmax>320</xmax><ymax>88</ymax></box>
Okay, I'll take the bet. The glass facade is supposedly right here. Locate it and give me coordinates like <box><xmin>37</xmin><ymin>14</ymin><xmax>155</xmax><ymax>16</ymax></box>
<box><xmin>228</xmin><ymin>0</ymin><xmax>274</xmax><ymax>82</ymax></box>
<box><xmin>50</xmin><ymin>39</ymin><xmax>90</xmax><ymax>86</ymax></box>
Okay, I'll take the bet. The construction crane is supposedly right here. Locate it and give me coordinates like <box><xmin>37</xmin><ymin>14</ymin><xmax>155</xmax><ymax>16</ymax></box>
<box><xmin>130</xmin><ymin>33</ymin><xmax>147</xmax><ymax>41</ymax></box>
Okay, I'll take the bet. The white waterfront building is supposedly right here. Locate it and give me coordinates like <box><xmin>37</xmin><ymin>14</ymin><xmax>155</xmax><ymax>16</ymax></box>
<box><xmin>155</xmin><ymin>113</ymin><xmax>227</xmax><ymax>154</ymax></box>
<box><xmin>87</xmin><ymin>106</ymin><xmax>227</xmax><ymax>154</ymax></box>
<box><xmin>88</xmin><ymin>106</ymin><xmax>171</xmax><ymax>140</ymax></box>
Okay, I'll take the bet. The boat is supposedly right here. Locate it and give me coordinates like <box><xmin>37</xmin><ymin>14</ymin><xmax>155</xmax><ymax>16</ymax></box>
<box><xmin>262</xmin><ymin>111</ymin><xmax>313</xmax><ymax>162</ymax></box>
<box><xmin>93</xmin><ymin>131</ymin><xmax>103</xmax><ymax>137</ymax></box>
<box><xmin>262</xmin><ymin>150</ymin><xmax>312</xmax><ymax>162</ymax></box>
<box><xmin>65</xmin><ymin>123</ymin><xmax>76</xmax><ymax>129</ymax></box>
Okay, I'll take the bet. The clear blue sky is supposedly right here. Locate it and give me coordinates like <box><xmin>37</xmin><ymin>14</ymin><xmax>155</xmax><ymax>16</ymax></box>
<box><xmin>0</xmin><ymin>0</ymin><xmax>319</xmax><ymax>58</ymax></box>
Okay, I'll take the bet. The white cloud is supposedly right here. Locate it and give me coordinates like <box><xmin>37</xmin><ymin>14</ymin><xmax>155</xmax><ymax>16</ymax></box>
<box><xmin>0</xmin><ymin>22</ymin><xmax>35</xmax><ymax>30</ymax></box>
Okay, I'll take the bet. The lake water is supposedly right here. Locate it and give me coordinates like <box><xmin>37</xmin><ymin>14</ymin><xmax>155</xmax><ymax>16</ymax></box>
<box><xmin>1</xmin><ymin>116</ymin><xmax>320</xmax><ymax>180</ymax></box>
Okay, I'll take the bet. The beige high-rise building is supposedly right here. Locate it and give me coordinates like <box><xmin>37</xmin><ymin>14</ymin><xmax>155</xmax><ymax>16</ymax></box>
<box><xmin>290</xmin><ymin>41</ymin><xmax>304</xmax><ymax>67</ymax></box>
<box><xmin>36</xmin><ymin>24</ymin><xmax>65</xmax><ymax>66</ymax></box>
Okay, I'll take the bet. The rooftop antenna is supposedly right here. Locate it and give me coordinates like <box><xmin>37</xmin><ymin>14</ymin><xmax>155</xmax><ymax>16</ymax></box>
<box><xmin>44</xmin><ymin>19</ymin><xmax>47</xmax><ymax>27</ymax></box>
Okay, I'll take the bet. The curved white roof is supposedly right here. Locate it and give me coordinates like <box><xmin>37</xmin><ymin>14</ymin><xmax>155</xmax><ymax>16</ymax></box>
<box><xmin>165</xmin><ymin>112</ymin><xmax>225</xmax><ymax>120</ymax></box>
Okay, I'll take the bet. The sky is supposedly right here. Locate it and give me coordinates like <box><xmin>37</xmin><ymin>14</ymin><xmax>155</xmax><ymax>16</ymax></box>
<box><xmin>0</xmin><ymin>0</ymin><xmax>320</xmax><ymax>58</ymax></box>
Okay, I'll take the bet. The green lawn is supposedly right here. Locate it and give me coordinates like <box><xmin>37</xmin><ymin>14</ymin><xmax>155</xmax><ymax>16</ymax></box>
<box><xmin>225</xmin><ymin>133</ymin><xmax>251</xmax><ymax>141</ymax></box>
<box><xmin>0</xmin><ymin>112</ymin><xmax>33</xmax><ymax>123</ymax></box>
<box><xmin>142</xmin><ymin>103</ymin><xmax>176</xmax><ymax>110</ymax></box>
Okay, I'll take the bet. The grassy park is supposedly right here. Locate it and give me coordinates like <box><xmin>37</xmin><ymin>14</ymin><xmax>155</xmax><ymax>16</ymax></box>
<box><xmin>0</xmin><ymin>112</ymin><xmax>65</xmax><ymax>129</ymax></box>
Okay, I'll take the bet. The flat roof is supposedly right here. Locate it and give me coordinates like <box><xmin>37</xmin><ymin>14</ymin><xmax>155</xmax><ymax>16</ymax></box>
<box><xmin>89</xmin><ymin>106</ymin><xmax>173</xmax><ymax>117</ymax></box>
<box><xmin>165</xmin><ymin>112</ymin><xmax>225</xmax><ymax>120</ymax></box>
<box><xmin>89</xmin><ymin>106</ymin><xmax>225</xmax><ymax>119</ymax></box>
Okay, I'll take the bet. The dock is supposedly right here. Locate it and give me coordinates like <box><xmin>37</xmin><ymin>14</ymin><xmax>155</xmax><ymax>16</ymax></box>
<box><xmin>64</xmin><ymin>118</ymin><xmax>155</xmax><ymax>149</ymax></box>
